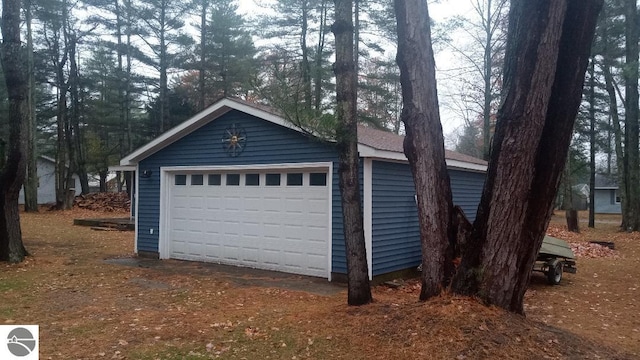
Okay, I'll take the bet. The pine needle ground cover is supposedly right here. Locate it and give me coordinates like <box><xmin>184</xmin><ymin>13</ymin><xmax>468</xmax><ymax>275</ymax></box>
<box><xmin>0</xmin><ymin>209</ymin><xmax>637</xmax><ymax>359</ymax></box>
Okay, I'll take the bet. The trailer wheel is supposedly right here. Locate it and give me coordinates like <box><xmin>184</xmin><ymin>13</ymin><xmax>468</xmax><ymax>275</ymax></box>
<box><xmin>546</xmin><ymin>261</ymin><xmax>563</xmax><ymax>285</ymax></box>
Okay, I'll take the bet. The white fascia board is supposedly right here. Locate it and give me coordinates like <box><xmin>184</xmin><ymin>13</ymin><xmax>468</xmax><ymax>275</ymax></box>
<box><xmin>120</xmin><ymin>99</ymin><xmax>296</xmax><ymax>166</ymax></box>
<box><xmin>357</xmin><ymin>144</ymin><xmax>407</xmax><ymax>161</ymax></box>
<box><xmin>109</xmin><ymin>165</ymin><xmax>136</xmax><ymax>172</ymax></box>
<box><xmin>357</xmin><ymin>144</ymin><xmax>487</xmax><ymax>173</ymax></box>
<box><xmin>444</xmin><ymin>160</ymin><xmax>488</xmax><ymax>173</ymax></box>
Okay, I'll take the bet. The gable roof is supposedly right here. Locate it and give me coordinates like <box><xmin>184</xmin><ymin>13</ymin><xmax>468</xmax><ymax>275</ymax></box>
<box><xmin>120</xmin><ymin>97</ymin><xmax>487</xmax><ymax>172</ymax></box>
<box><xmin>356</xmin><ymin>125</ymin><xmax>487</xmax><ymax>171</ymax></box>
<box><xmin>595</xmin><ymin>173</ymin><xmax>618</xmax><ymax>189</ymax></box>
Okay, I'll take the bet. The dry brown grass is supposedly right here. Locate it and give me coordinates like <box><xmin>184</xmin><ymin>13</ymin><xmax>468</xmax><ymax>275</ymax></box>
<box><xmin>0</xmin><ymin>209</ymin><xmax>637</xmax><ymax>359</ymax></box>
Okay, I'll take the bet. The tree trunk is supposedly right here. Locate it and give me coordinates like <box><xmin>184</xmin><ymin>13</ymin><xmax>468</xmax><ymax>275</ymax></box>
<box><xmin>453</xmin><ymin>0</ymin><xmax>601</xmax><ymax>313</ymax></box>
<box><xmin>99</xmin><ymin>171</ymin><xmax>107</xmax><ymax>192</ymax></box>
<box><xmin>199</xmin><ymin>0</ymin><xmax>207</xmax><ymax>111</ymax></box>
<box><xmin>68</xmin><ymin>35</ymin><xmax>89</xmax><ymax>194</ymax></box>
<box><xmin>566</xmin><ymin>209</ymin><xmax>579</xmax><ymax>232</ymax></box>
<box><xmin>0</xmin><ymin>0</ymin><xmax>29</xmax><ymax>262</ymax></box>
<box><xmin>395</xmin><ymin>0</ymin><xmax>457</xmax><ymax>299</ymax></box>
<box><xmin>125</xmin><ymin>0</ymin><xmax>133</xmax><ymax>154</ymax></box>
<box><xmin>116</xmin><ymin>171</ymin><xmax>123</xmax><ymax>192</ymax></box>
<box><xmin>564</xmin><ymin>158</ymin><xmax>578</xmax><ymax>233</ymax></box>
<box><xmin>159</xmin><ymin>3</ymin><xmax>168</xmax><ymax>133</ymax></box>
<box><xmin>588</xmin><ymin>59</ymin><xmax>596</xmax><ymax>228</ymax></box>
<box><xmin>561</xmin><ymin>160</ymin><xmax>572</xmax><ymax>210</ymax></box>
<box><xmin>24</xmin><ymin>0</ymin><xmax>38</xmax><ymax>212</ymax></box>
<box><xmin>314</xmin><ymin>0</ymin><xmax>328</xmax><ymax>113</ymax></box>
<box><xmin>332</xmin><ymin>0</ymin><xmax>372</xmax><ymax>306</ymax></box>
<box><xmin>301</xmin><ymin>0</ymin><xmax>312</xmax><ymax>110</ymax></box>
<box><xmin>624</xmin><ymin>0</ymin><xmax>640</xmax><ymax>231</ymax></box>
<box><xmin>115</xmin><ymin>0</ymin><xmax>131</xmax><ymax>158</ymax></box>
<box><xmin>603</xmin><ymin>59</ymin><xmax>627</xmax><ymax>229</ymax></box>
<box><xmin>482</xmin><ymin>0</ymin><xmax>493</xmax><ymax>161</ymax></box>
<box><xmin>54</xmin><ymin>1</ymin><xmax>71</xmax><ymax>210</ymax></box>
<box><xmin>55</xmin><ymin>85</ymin><xmax>70</xmax><ymax>210</ymax></box>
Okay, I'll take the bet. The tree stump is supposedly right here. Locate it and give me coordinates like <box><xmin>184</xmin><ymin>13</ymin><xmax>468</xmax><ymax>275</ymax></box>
<box><xmin>566</xmin><ymin>209</ymin><xmax>580</xmax><ymax>233</ymax></box>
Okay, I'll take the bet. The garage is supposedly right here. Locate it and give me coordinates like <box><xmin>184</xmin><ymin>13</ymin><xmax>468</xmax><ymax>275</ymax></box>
<box><xmin>122</xmin><ymin>98</ymin><xmax>486</xmax><ymax>281</ymax></box>
<box><xmin>162</xmin><ymin>166</ymin><xmax>332</xmax><ymax>278</ymax></box>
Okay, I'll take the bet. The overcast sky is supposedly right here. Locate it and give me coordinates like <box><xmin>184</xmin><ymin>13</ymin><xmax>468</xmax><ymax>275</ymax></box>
<box><xmin>235</xmin><ymin>0</ymin><xmax>477</xmax><ymax>144</ymax></box>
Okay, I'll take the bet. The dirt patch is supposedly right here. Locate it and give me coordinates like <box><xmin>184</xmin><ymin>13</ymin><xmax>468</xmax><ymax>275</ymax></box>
<box><xmin>0</xmin><ymin>209</ymin><xmax>637</xmax><ymax>359</ymax></box>
<box><xmin>107</xmin><ymin>257</ymin><xmax>345</xmax><ymax>296</ymax></box>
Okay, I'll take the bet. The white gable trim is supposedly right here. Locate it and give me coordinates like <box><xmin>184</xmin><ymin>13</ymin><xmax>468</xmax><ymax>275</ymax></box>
<box><xmin>120</xmin><ymin>98</ymin><xmax>298</xmax><ymax>166</ymax></box>
<box><xmin>109</xmin><ymin>165</ymin><xmax>136</xmax><ymax>172</ymax></box>
<box><xmin>446</xmin><ymin>159</ymin><xmax>488</xmax><ymax>173</ymax></box>
<box><xmin>357</xmin><ymin>144</ymin><xmax>487</xmax><ymax>172</ymax></box>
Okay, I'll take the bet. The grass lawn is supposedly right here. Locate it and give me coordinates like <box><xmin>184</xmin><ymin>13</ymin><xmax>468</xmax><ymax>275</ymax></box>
<box><xmin>0</xmin><ymin>209</ymin><xmax>638</xmax><ymax>359</ymax></box>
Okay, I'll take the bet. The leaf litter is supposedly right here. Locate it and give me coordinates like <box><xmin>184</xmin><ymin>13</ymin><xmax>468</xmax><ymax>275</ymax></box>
<box><xmin>0</xmin><ymin>208</ymin><xmax>637</xmax><ymax>359</ymax></box>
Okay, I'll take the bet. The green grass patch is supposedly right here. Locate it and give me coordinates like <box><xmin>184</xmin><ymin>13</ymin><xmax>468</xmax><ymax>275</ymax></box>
<box><xmin>0</xmin><ymin>278</ymin><xmax>28</xmax><ymax>292</ymax></box>
<box><xmin>129</xmin><ymin>327</ymin><xmax>338</xmax><ymax>360</ymax></box>
<box><xmin>0</xmin><ymin>307</ymin><xmax>15</xmax><ymax>318</ymax></box>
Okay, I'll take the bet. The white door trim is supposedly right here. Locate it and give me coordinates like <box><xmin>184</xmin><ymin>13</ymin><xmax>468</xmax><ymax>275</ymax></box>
<box><xmin>134</xmin><ymin>164</ymin><xmax>140</xmax><ymax>254</ymax></box>
<box><xmin>158</xmin><ymin>162</ymin><xmax>334</xmax><ymax>279</ymax></box>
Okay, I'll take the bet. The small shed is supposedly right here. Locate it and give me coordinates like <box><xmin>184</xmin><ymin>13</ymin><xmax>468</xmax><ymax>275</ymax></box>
<box><xmin>19</xmin><ymin>156</ymin><xmax>82</xmax><ymax>205</ymax></box>
<box><xmin>118</xmin><ymin>98</ymin><xmax>487</xmax><ymax>280</ymax></box>
<box><xmin>594</xmin><ymin>173</ymin><xmax>621</xmax><ymax>214</ymax></box>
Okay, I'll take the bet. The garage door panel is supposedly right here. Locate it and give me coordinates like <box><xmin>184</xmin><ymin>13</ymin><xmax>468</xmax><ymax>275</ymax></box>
<box><xmin>203</xmin><ymin>243</ymin><xmax>222</xmax><ymax>258</ymax></box>
<box><xmin>168</xmin><ymin>169</ymin><xmax>330</xmax><ymax>278</ymax></box>
<box><xmin>204</xmin><ymin>218</ymin><xmax>222</xmax><ymax>228</ymax></box>
<box><xmin>243</xmin><ymin>197</ymin><xmax>262</xmax><ymax>211</ymax></box>
<box><xmin>307</xmin><ymin>254</ymin><xmax>327</xmax><ymax>271</ymax></box>
<box><xmin>187</xmin><ymin>242</ymin><xmax>203</xmax><ymax>257</ymax></box>
<box><xmin>223</xmin><ymin>243</ymin><xmax>240</xmax><ymax>261</ymax></box>
<box><xmin>261</xmin><ymin>252</ymin><xmax>280</xmax><ymax>266</ymax></box>
<box><xmin>263</xmin><ymin>200</ymin><xmax>283</xmax><ymax>212</ymax></box>
<box><xmin>241</xmin><ymin>247</ymin><xmax>260</xmax><ymax>263</ymax></box>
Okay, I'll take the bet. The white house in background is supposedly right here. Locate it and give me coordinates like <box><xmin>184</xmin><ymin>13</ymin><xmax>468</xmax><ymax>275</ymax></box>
<box><xmin>18</xmin><ymin>155</ymin><xmax>82</xmax><ymax>205</ymax></box>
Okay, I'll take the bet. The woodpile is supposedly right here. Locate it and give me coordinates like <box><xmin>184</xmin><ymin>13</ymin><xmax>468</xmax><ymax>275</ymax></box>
<box><xmin>74</xmin><ymin>192</ymin><xmax>130</xmax><ymax>212</ymax></box>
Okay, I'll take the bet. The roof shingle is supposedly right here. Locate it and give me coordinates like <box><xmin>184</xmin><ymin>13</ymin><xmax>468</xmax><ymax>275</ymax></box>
<box><xmin>356</xmin><ymin>125</ymin><xmax>487</xmax><ymax>166</ymax></box>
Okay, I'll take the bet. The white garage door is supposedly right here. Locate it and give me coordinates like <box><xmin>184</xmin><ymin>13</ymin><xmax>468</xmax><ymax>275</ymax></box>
<box><xmin>167</xmin><ymin>168</ymin><xmax>331</xmax><ymax>278</ymax></box>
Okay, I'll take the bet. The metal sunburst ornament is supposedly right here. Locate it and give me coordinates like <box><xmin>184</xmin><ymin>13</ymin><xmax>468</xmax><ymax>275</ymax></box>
<box><xmin>221</xmin><ymin>124</ymin><xmax>247</xmax><ymax>157</ymax></box>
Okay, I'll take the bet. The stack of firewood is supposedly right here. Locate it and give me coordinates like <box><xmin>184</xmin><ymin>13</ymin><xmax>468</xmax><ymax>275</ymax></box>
<box><xmin>74</xmin><ymin>192</ymin><xmax>130</xmax><ymax>212</ymax></box>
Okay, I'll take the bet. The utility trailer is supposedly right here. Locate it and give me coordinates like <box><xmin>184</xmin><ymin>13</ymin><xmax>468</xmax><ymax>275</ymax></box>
<box><xmin>533</xmin><ymin>235</ymin><xmax>577</xmax><ymax>285</ymax></box>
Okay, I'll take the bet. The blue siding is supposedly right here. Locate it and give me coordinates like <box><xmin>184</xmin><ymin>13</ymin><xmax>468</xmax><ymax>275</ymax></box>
<box><xmin>371</xmin><ymin>161</ymin><xmax>485</xmax><ymax>276</ymax></box>
<box><xmin>136</xmin><ymin>110</ymin><xmax>348</xmax><ymax>274</ymax></box>
<box><xmin>371</xmin><ymin>161</ymin><xmax>421</xmax><ymax>276</ymax></box>
<box><xmin>449</xmin><ymin>169</ymin><xmax>485</xmax><ymax>222</ymax></box>
<box><xmin>594</xmin><ymin>189</ymin><xmax>621</xmax><ymax>213</ymax></box>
